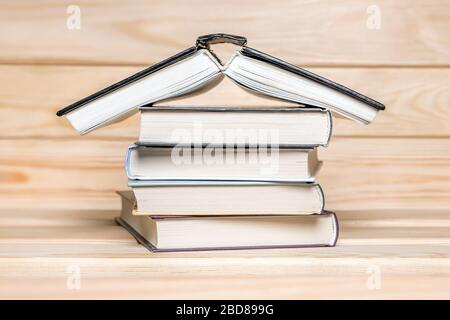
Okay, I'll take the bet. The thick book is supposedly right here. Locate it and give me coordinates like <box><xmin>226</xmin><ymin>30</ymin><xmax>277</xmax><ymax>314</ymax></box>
<box><xmin>128</xmin><ymin>180</ymin><xmax>324</xmax><ymax>216</ymax></box>
<box><xmin>116</xmin><ymin>191</ymin><xmax>338</xmax><ymax>252</ymax></box>
<box><xmin>137</xmin><ymin>106</ymin><xmax>332</xmax><ymax>147</ymax></box>
<box><xmin>57</xmin><ymin>33</ymin><xmax>384</xmax><ymax>134</ymax></box>
<box><xmin>126</xmin><ymin>145</ymin><xmax>320</xmax><ymax>182</ymax></box>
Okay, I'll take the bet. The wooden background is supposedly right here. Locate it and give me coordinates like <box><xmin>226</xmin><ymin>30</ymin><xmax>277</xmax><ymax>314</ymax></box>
<box><xmin>1</xmin><ymin>0</ymin><xmax>450</xmax><ymax>299</ymax></box>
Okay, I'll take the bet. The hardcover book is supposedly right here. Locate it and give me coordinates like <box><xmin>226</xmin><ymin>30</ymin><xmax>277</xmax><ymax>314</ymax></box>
<box><xmin>128</xmin><ymin>181</ymin><xmax>324</xmax><ymax>215</ymax></box>
<box><xmin>137</xmin><ymin>106</ymin><xmax>332</xmax><ymax>147</ymax></box>
<box><xmin>126</xmin><ymin>145</ymin><xmax>321</xmax><ymax>182</ymax></box>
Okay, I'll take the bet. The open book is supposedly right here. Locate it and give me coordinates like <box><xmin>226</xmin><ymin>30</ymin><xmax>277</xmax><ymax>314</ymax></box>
<box><xmin>57</xmin><ymin>33</ymin><xmax>385</xmax><ymax>134</ymax></box>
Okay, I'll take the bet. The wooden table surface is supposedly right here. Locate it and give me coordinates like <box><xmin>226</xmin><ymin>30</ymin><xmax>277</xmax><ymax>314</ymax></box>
<box><xmin>1</xmin><ymin>209</ymin><xmax>449</xmax><ymax>299</ymax></box>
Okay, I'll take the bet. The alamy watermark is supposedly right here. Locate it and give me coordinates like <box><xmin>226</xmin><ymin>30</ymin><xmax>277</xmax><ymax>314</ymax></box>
<box><xmin>66</xmin><ymin>265</ymin><xmax>81</xmax><ymax>290</ymax></box>
<box><xmin>366</xmin><ymin>265</ymin><xmax>381</xmax><ymax>290</ymax></box>
<box><xmin>169</xmin><ymin>121</ymin><xmax>280</xmax><ymax>176</ymax></box>
<box><xmin>66</xmin><ymin>5</ymin><xmax>81</xmax><ymax>30</ymax></box>
<box><xmin>366</xmin><ymin>4</ymin><xmax>381</xmax><ymax>30</ymax></box>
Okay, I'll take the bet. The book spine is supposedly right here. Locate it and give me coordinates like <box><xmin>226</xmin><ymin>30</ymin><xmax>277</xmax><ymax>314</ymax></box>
<box><xmin>125</xmin><ymin>144</ymin><xmax>138</xmax><ymax>180</ymax></box>
<box><xmin>326</xmin><ymin>211</ymin><xmax>340</xmax><ymax>247</ymax></box>
<box><xmin>324</xmin><ymin>110</ymin><xmax>333</xmax><ymax>147</ymax></box>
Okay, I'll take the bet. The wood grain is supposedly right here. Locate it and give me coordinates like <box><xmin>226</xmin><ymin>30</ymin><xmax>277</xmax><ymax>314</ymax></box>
<box><xmin>1</xmin><ymin>65</ymin><xmax>450</xmax><ymax>139</ymax></box>
<box><xmin>319</xmin><ymin>137</ymin><xmax>450</xmax><ymax>210</ymax></box>
<box><xmin>1</xmin><ymin>275</ymin><xmax>449</xmax><ymax>299</ymax></box>
<box><xmin>0</xmin><ymin>209</ymin><xmax>449</xmax><ymax>299</ymax></box>
<box><xmin>1</xmin><ymin>0</ymin><xmax>450</xmax><ymax>66</ymax></box>
<box><xmin>2</xmin><ymin>0</ymin><xmax>450</xmax><ymax>300</ymax></box>
<box><xmin>1</xmin><ymin>138</ymin><xmax>449</xmax><ymax>211</ymax></box>
<box><xmin>0</xmin><ymin>139</ymin><xmax>128</xmax><ymax>210</ymax></box>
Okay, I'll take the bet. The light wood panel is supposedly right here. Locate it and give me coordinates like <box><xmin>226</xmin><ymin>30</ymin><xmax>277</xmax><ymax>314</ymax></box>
<box><xmin>0</xmin><ymin>139</ymin><xmax>128</xmax><ymax>210</ymax></box>
<box><xmin>0</xmin><ymin>209</ymin><xmax>449</xmax><ymax>299</ymax></box>
<box><xmin>1</xmin><ymin>138</ymin><xmax>449</xmax><ymax>210</ymax></box>
<box><xmin>319</xmin><ymin>137</ymin><xmax>450</xmax><ymax>210</ymax></box>
<box><xmin>1</xmin><ymin>275</ymin><xmax>450</xmax><ymax>299</ymax></box>
<box><xmin>1</xmin><ymin>0</ymin><xmax>450</xmax><ymax>66</ymax></box>
<box><xmin>2</xmin><ymin>0</ymin><xmax>450</xmax><ymax>300</ymax></box>
<box><xmin>1</xmin><ymin>65</ymin><xmax>450</xmax><ymax>139</ymax></box>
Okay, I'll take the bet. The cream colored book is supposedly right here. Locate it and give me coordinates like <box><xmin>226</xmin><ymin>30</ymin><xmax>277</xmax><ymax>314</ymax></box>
<box><xmin>116</xmin><ymin>191</ymin><xmax>339</xmax><ymax>252</ymax></box>
<box><xmin>126</xmin><ymin>145</ymin><xmax>321</xmax><ymax>182</ymax></box>
<box><xmin>128</xmin><ymin>181</ymin><xmax>324</xmax><ymax>216</ymax></box>
<box><xmin>137</xmin><ymin>106</ymin><xmax>332</xmax><ymax>147</ymax></box>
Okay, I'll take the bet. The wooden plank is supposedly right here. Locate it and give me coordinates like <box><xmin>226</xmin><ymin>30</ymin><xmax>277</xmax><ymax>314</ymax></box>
<box><xmin>0</xmin><ymin>246</ymin><xmax>449</xmax><ymax>276</ymax></box>
<box><xmin>1</xmin><ymin>65</ymin><xmax>450</xmax><ymax>139</ymax></box>
<box><xmin>0</xmin><ymin>208</ymin><xmax>449</xmax><ymax>271</ymax></box>
<box><xmin>0</xmin><ymin>139</ymin><xmax>128</xmax><ymax>210</ymax></box>
<box><xmin>0</xmin><ymin>208</ymin><xmax>449</xmax><ymax>299</ymax></box>
<box><xmin>0</xmin><ymin>192</ymin><xmax>120</xmax><ymax>211</ymax></box>
<box><xmin>319</xmin><ymin>137</ymin><xmax>450</xmax><ymax>210</ymax></box>
<box><xmin>1</xmin><ymin>0</ymin><xmax>450</xmax><ymax>66</ymax></box>
<box><xmin>0</xmin><ymin>138</ymin><xmax>449</xmax><ymax>210</ymax></box>
<box><xmin>1</xmin><ymin>275</ymin><xmax>449</xmax><ymax>299</ymax></box>
<box><xmin>0</xmin><ymin>65</ymin><xmax>141</xmax><ymax>139</ymax></box>
<box><xmin>1</xmin><ymin>209</ymin><xmax>449</xmax><ymax>246</ymax></box>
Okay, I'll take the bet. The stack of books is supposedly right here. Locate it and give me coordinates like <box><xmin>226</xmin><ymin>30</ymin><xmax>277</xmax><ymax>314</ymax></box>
<box><xmin>57</xmin><ymin>34</ymin><xmax>384</xmax><ymax>252</ymax></box>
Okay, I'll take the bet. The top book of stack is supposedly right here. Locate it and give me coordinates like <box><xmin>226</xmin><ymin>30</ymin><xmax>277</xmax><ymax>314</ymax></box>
<box><xmin>56</xmin><ymin>34</ymin><xmax>385</xmax><ymax>134</ymax></box>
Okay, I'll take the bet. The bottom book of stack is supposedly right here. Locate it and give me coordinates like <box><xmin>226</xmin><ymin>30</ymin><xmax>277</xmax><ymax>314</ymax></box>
<box><xmin>116</xmin><ymin>191</ymin><xmax>339</xmax><ymax>252</ymax></box>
